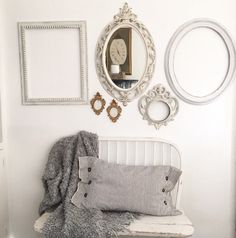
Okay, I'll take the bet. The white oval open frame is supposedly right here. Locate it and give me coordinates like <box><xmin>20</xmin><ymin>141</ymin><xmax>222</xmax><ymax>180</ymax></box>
<box><xmin>165</xmin><ymin>19</ymin><xmax>236</xmax><ymax>105</ymax></box>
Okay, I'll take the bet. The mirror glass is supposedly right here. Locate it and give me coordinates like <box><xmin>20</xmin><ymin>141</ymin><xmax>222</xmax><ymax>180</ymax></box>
<box><xmin>105</xmin><ymin>27</ymin><xmax>147</xmax><ymax>90</ymax></box>
<box><xmin>94</xmin><ymin>100</ymin><xmax>102</xmax><ymax>110</ymax></box>
<box><xmin>147</xmin><ymin>101</ymin><xmax>170</xmax><ymax>122</ymax></box>
<box><xmin>174</xmin><ymin>27</ymin><xmax>229</xmax><ymax>97</ymax></box>
<box><xmin>110</xmin><ymin>107</ymin><xmax>118</xmax><ymax>118</ymax></box>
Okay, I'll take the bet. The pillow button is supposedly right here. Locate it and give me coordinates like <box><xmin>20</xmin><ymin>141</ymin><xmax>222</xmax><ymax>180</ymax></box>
<box><xmin>88</xmin><ymin>167</ymin><xmax>92</xmax><ymax>172</ymax></box>
<box><xmin>165</xmin><ymin>176</ymin><xmax>169</xmax><ymax>181</ymax></box>
<box><xmin>162</xmin><ymin>188</ymin><xmax>165</xmax><ymax>193</ymax></box>
<box><xmin>88</xmin><ymin>180</ymin><xmax>92</xmax><ymax>185</ymax></box>
<box><xmin>164</xmin><ymin>201</ymin><xmax>167</xmax><ymax>205</ymax></box>
<box><xmin>84</xmin><ymin>193</ymin><xmax>88</xmax><ymax>198</ymax></box>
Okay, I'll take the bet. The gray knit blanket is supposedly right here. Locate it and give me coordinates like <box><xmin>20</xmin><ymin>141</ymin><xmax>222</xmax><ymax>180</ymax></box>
<box><xmin>39</xmin><ymin>131</ymin><xmax>135</xmax><ymax>238</ymax></box>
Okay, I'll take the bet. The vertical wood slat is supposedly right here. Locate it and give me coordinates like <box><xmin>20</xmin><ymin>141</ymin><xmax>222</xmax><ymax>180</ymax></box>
<box><xmin>161</xmin><ymin>143</ymin><xmax>164</xmax><ymax>165</ymax></box>
<box><xmin>117</xmin><ymin>141</ymin><xmax>119</xmax><ymax>164</ymax></box>
<box><xmin>134</xmin><ymin>141</ymin><xmax>137</xmax><ymax>166</ymax></box>
<box><xmin>99</xmin><ymin>138</ymin><xmax>180</xmax><ymax>168</ymax></box>
<box><xmin>116</xmin><ymin>142</ymin><xmax>118</xmax><ymax>163</ymax></box>
<box><xmin>144</xmin><ymin>141</ymin><xmax>146</xmax><ymax>166</ymax></box>
<box><xmin>107</xmin><ymin>141</ymin><xmax>110</xmax><ymax>163</ymax></box>
<box><xmin>125</xmin><ymin>141</ymin><xmax>128</xmax><ymax>164</ymax></box>
<box><xmin>153</xmin><ymin>142</ymin><xmax>156</xmax><ymax>166</ymax></box>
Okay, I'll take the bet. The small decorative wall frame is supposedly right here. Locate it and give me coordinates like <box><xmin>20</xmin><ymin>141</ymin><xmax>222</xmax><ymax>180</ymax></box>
<box><xmin>107</xmin><ymin>99</ymin><xmax>122</xmax><ymax>122</ymax></box>
<box><xmin>18</xmin><ymin>21</ymin><xmax>88</xmax><ymax>105</ymax></box>
<box><xmin>138</xmin><ymin>84</ymin><xmax>179</xmax><ymax>129</ymax></box>
<box><xmin>96</xmin><ymin>3</ymin><xmax>156</xmax><ymax>106</ymax></box>
<box><xmin>165</xmin><ymin>19</ymin><xmax>236</xmax><ymax>105</ymax></box>
<box><xmin>90</xmin><ymin>92</ymin><xmax>106</xmax><ymax>115</ymax></box>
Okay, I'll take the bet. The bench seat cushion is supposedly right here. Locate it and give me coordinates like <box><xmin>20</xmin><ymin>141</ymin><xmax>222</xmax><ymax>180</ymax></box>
<box><xmin>34</xmin><ymin>211</ymin><xmax>194</xmax><ymax>237</ymax></box>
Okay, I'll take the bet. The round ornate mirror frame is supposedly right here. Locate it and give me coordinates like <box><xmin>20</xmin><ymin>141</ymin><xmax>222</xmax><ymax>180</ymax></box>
<box><xmin>96</xmin><ymin>3</ymin><xmax>156</xmax><ymax>106</ymax></box>
<box><xmin>165</xmin><ymin>19</ymin><xmax>236</xmax><ymax>105</ymax></box>
<box><xmin>147</xmin><ymin>100</ymin><xmax>171</xmax><ymax>122</ymax></box>
<box><xmin>138</xmin><ymin>84</ymin><xmax>179</xmax><ymax>129</ymax></box>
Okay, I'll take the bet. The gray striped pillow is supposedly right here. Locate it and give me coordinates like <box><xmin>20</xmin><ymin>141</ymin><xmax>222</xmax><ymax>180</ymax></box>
<box><xmin>71</xmin><ymin>156</ymin><xmax>182</xmax><ymax>216</ymax></box>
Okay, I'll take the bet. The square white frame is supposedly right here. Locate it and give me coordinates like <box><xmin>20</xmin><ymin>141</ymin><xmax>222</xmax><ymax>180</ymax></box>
<box><xmin>18</xmin><ymin>21</ymin><xmax>88</xmax><ymax>105</ymax></box>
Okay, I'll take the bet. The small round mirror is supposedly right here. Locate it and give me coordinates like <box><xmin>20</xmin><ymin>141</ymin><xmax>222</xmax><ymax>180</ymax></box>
<box><xmin>139</xmin><ymin>84</ymin><xmax>179</xmax><ymax>129</ymax></box>
<box><xmin>105</xmin><ymin>27</ymin><xmax>147</xmax><ymax>90</ymax></box>
<box><xmin>147</xmin><ymin>101</ymin><xmax>170</xmax><ymax>122</ymax></box>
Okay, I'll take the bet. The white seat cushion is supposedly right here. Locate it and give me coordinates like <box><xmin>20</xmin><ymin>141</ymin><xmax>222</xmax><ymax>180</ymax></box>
<box><xmin>34</xmin><ymin>211</ymin><xmax>194</xmax><ymax>237</ymax></box>
<box><xmin>34</xmin><ymin>212</ymin><xmax>50</xmax><ymax>233</ymax></box>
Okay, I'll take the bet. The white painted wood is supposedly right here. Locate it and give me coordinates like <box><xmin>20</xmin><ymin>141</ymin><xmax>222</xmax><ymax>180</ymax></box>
<box><xmin>165</xmin><ymin>18</ymin><xmax>236</xmax><ymax>105</ymax></box>
<box><xmin>96</xmin><ymin>3</ymin><xmax>156</xmax><ymax>106</ymax></box>
<box><xmin>120</xmin><ymin>212</ymin><xmax>193</xmax><ymax>237</ymax></box>
<box><xmin>18</xmin><ymin>21</ymin><xmax>88</xmax><ymax>105</ymax></box>
<box><xmin>34</xmin><ymin>212</ymin><xmax>50</xmax><ymax>233</ymax></box>
<box><xmin>34</xmin><ymin>211</ymin><xmax>194</xmax><ymax>238</ymax></box>
<box><xmin>34</xmin><ymin>137</ymin><xmax>193</xmax><ymax>237</ymax></box>
<box><xmin>138</xmin><ymin>84</ymin><xmax>179</xmax><ymax>129</ymax></box>
<box><xmin>0</xmin><ymin>151</ymin><xmax>8</xmax><ymax>238</ymax></box>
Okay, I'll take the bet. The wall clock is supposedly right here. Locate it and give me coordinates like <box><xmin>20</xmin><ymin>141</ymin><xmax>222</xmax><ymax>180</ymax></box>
<box><xmin>109</xmin><ymin>39</ymin><xmax>127</xmax><ymax>65</ymax></box>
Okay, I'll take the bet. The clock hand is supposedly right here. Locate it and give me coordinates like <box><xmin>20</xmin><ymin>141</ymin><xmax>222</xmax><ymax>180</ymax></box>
<box><xmin>116</xmin><ymin>48</ymin><xmax>121</xmax><ymax>56</ymax></box>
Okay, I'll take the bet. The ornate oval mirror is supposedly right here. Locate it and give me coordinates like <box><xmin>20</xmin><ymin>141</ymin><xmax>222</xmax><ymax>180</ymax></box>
<box><xmin>107</xmin><ymin>99</ymin><xmax>122</xmax><ymax>123</ymax></box>
<box><xmin>139</xmin><ymin>84</ymin><xmax>179</xmax><ymax>129</ymax></box>
<box><xmin>90</xmin><ymin>92</ymin><xmax>106</xmax><ymax>115</ymax></box>
<box><xmin>96</xmin><ymin>3</ymin><xmax>156</xmax><ymax>106</ymax></box>
<box><xmin>165</xmin><ymin>19</ymin><xmax>236</xmax><ymax>105</ymax></box>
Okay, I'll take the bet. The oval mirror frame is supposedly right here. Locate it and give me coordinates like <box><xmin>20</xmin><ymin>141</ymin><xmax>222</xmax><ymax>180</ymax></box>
<box><xmin>90</xmin><ymin>92</ymin><xmax>106</xmax><ymax>115</ymax></box>
<box><xmin>165</xmin><ymin>19</ymin><xmax>236</xmax><ymax>105</ymax></box>
<box><xmin>96</xmin><ymin>3</ymin><xmax>156</xmax><ymax>106</ymax></box>
<box><xmin>107</xmin><ymin>99</ymin><xmax>122</xmax><ymax>123</ymax></box>
<box><xmin>138</xmin><ymin>84</ymin><xmax>179</xmax><ymax>129</ymax></box>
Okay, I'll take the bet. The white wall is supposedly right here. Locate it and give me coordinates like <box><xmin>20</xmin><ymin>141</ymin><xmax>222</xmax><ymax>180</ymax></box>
<box><xmin>1</xmin><ymin>0</ymin><xmax>236</xmax><ymax>237</ymax></box>
<box><xmin>0</xmin><ymin>151</ymin><xmax>8</xmax><ymax>238</ymax></box>
<box><xmin>0</xmin><ymin>0</ymin><xmax>8</xmax><ymax>236</ymax></box>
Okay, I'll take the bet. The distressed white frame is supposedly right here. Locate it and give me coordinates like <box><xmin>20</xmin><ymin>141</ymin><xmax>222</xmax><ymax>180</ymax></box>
<box><xmin>138</xmin><ymin>84</ymin><xmax>179</xmax><ymax>129</ymax></box>
<box><xmin>165</xmin><ymin>19</ymin><xmax>236</xmax><ymax>105</ymax></box>
<box><xmin>96</xmin><ymin>3</ymin><xmax>156</xmax><ymax>106</ymax></box>
<box><xmin>18</xmin><ymin>21</ymin><xmax>88</xmax><ymax>105</ymax></box>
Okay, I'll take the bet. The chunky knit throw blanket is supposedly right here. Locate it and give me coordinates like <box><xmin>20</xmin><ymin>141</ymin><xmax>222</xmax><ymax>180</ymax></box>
<box><xmin>39</xmin><ymin>131</ymin><xmax>135</xmax><ymax>238</ymax></box>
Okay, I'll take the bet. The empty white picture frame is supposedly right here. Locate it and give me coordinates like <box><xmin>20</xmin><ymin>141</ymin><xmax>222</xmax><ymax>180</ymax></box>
<box><xmin>18</xmin><ymin>21</ymin><xmax>88</xmax><ymax>105</ymax></box>
<box><xmin>165</xmin><ymin>19</ymin><xmax>236</xmax><ymax>105</ymax></box>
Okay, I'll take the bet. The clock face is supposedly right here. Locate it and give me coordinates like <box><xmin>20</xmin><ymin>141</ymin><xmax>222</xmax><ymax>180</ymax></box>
<box><xmin>110</xmin><ymin>39</ymin><xmax>127</xmax><ymax>65</ymax></box>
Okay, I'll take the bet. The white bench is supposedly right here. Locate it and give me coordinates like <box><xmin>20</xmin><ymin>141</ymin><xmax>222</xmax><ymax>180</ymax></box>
<box><xmin>34</xmin><ymin>137</ymin><xmax>194</xmax><ymax>237</ymax></box>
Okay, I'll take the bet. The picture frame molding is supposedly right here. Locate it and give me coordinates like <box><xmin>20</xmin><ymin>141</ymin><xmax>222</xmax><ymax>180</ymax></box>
<box><xmin>18</xmin><ymin>21</ymin><xmax>88</xmax><ymax>105</ymax></box>
<box><xmin>165</xmin><ymin>18</ymin><xmax>236</xmax><ymax>105</ymax></box>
